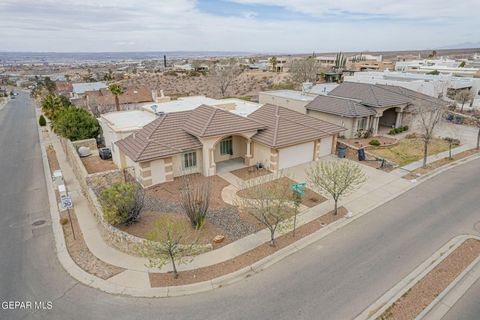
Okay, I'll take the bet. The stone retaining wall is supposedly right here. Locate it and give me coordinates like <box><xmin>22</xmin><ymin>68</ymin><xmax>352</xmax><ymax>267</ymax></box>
<box><xmin>60</xmin><ymin>137</ymin><xmax>212</xmax><ymax>256</ymax></box>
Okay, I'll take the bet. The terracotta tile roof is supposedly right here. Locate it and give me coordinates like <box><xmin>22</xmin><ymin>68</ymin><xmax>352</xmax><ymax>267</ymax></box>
<box><xmin>77</xmin><ymin>86</ymin><xmax>154</xmax><ymax>108</ymax></box>
<box><xmin>55</xmin><ymin>81</ymin><xmax>73</xmax><ymax>94</ymax></box>
<box><xmin>183</xmin><ymin>105</ymin><xmax>265</xmax><ymax>137</ymax></box>
<box><xmin>329</xmin><ymin>82</ymin><xmax>411</xmax><ymax>107</ymax></box>
<box><xmin>248</xmin><ymin>104</ymin><xmax>346</xmax><ymax>149</ymax></box>
<box><xmin>305</xmin><ymin>95</ymin><xmax>376</xmax><ymax>118</ymax></box>
<box><xmin>115</xmin><ymin>111</ymin><xmax>202</xmax><ymax>162</ymax></box>
<box><xmin>375</xmin><ymin>84</ymin><xmax>450</xmax><ymax>107</ymax></box>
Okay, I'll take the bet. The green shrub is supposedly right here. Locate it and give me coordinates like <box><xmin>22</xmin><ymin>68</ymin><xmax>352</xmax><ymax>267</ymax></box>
<box><xmin>369</xmin><ymin>139</ymin><xmax>381</xmax><ymax>146</ymax></box>
<box><xmin>389</xmin><ymin>129</ymin><xmax>396</xmax><ymax>135</ymax></box>
<box><xmin>39</xmin><ymin>115</ymin><xmax>46</xmax><ymax>126</ymax></box>
<box><xmin>53</xmin><ymin>107</ymin><xmax>100</xmax><ymax>141</ymax></box>
<box><xmin>403</xmin><ymin>125</ymin><xmax>409</xmax><ymax>131</ymax></box>
<box><xmin>99</xmin><ymin>182</ymin><xmax>145</xmax><ymax>225</ymax></box>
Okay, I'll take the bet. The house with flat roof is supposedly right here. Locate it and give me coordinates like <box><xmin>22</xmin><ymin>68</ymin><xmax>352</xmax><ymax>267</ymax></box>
<box><xmin>71</xmin><ymin>82</ymin><xmax>107</xmax><ymax>97</ymax></box>
<box><xmin>143</xmin><ymin>95</ymin><xmax>262</xmax><ymax>116</ymax></box>
<box><xmin>114</xmin><ymin>104</ymin><xmax>345</xmax><ymax>187</ymax></box>
<box><xmin>98</xmin><ymin>110</ymin><xmax>157</xmax><ymax>166</ymax></box>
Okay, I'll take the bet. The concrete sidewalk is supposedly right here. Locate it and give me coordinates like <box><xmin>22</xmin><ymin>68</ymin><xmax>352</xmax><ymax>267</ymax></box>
<box><xmin>41</xmin><ymin>114</ymin><xmax>480</xmax><ymax>295</ymax></box>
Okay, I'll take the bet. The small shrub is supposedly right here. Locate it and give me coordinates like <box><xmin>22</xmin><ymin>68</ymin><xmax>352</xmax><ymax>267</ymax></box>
<box><xmin>59</xmin><ymin>217</ymin><xmax>69</xmax><ymax>225</ymax></box>
<box><xmin>99</xmin><ymin>182</ymin><xmax>145</xmax><ymax>225</ymax></box>
<box><xmin>403</xmin><ymin>125</ymin><xmax>409</xmax><ymax>131</ymax></box>
<box><xmin>39</xmin><ymin>115</ymin><xmax>46</xmax><ymax>126</ymax></box>
<box><xmin>369</xmin><ymin>139</ymin><xmax>381</xmax><ymax>146</ymax></box>
<box><xmin>389</xmin><ymin>129</ymin><xmax>396</xmax><ymax>135</ymax></box>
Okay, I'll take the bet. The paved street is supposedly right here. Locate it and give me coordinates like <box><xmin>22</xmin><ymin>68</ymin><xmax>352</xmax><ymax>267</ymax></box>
<box><xmin>442</xmin><ymin>278</ymin><xmax>480</xmax><ymax>320</ymax></box>
<box><xmin>0</xmin><ymin>93</ymin><xmax>479</xmax><ymax>320</ymax></box>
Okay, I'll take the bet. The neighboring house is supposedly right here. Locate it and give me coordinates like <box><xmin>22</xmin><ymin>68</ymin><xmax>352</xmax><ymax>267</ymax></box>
<box><xmin>305</xmin><ymin>95</ymin><xmax>376</xmax><ymax>138</ymax></box>
<box><xmin>71</xmin><ymin>82</ymin><xmax>108</xmax><ymax>98</ymax></box>
<box><xmin>115</xmin><ymin>104</ymin><xmax>345</xmax><ymax>187</ymax></box>
<box><xmin>260</xmin><ymin>82</ymin><xmax>450</xmax><ymax>138</ymax></box>
<box><xmin>259</xmin><ymin>90</ymin><xmax>315</xmax><ymax>114</ymax></box>
<box><xmin>395</xmin><ymin>58</ymin><xmax>479</xmax><ymax>77</ymax></box>
<box><xmin>54</xmin><ymin>81</ymin><xmax>73</xmax><ymax>97</ymax></box>
<box><xmin>72</xmin><ymin>86</ymin><xmax>155</xmax><ymax>115</ymax></box>
<box><xmin>98</xmin><ymin>110</ymin><xmax>157</xmax><ymax>166</ymax></box>
<box><xmin>142</xmin><ymin>95</ymin><xmax>261</xmax><ymax>117</ymax></box>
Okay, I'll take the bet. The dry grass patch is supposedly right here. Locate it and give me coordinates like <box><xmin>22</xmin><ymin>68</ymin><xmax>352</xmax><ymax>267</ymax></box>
<box><xmin>237</xmin><ymin>177</ymin><xmax>326</xmax><ymax>208</ymax></box>
<box><xmin>369</xmin><ymin>138</ymin><xmax>451</xmax><ymax>167</ymax></box>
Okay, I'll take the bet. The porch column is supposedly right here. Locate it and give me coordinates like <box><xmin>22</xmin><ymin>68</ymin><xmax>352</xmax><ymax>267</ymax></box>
<box><xmin>395</xmin><ymin>110</ymin><xmax>403</xmax><ymax>128</ymax></box>
<box><xmin>209</xmin><ymin>148</ymin><xmax>216</xmax><ymax>175</ymax></box>
<box><xmin>366</xmin><ymin>116</ymin><xmax>371</xmax><ymax>130</ymax></box>
<box><xmin>373</xmin><ymin>116</ymin><xmax>380</xmax><ymax>135</ymax></box>
<box><xmin>244</xmin><ymin>139</ymin><xmax>253</xmax><ymax>166</ymax></box>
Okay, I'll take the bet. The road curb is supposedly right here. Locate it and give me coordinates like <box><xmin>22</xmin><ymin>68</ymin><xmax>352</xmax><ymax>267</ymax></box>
<box><xmin>35</xmin><ymin>102</ymin><xmax>480</xmax><ymax>297</ymax></box>
<box><xmin>353</xmin><ymin>235</ymin><xmax>480</xmax><ymax>320</ymax></box>
<box><xmin>417</xmin><ymin>252</ymin><xmax>480</xmax><ymax>319</ymax></box>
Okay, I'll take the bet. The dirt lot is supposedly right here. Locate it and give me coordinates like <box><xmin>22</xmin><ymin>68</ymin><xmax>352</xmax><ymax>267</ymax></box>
<box><xmin>149</xmin><ymin>207</ymin><xmax>347</xmax><ymax>287</ymax></box>
<box><xmin>146</xmin><ymin>174</ymin><xmax>230</xmax><ymax>209</ymax></box>
<box><xmin>403</xmin><ymin>149</ymin><xmax>479</xmax><ymax>180</ymax></box>
<box><xmin>230</xmin><ymin>166</ymin><xmax>272</xmax><ymax>180</ymax></box>
<box><xmin>81</xmin><ymin>155</ymin><xmax>117</xmax><ymax>174</ymax></box>
<box><xmin>119</xmin><ymin>211</ymin><xmax>230</xmax><ymax>249</ymax></box>
<box><xmin>369</xmin><ymin>138</ymin><xmax>451</xmax><ymax>167</ymax></box>
<box><xmin>378</xmin><ymin>239</ymin><xmax>480</xmax><ymax>320</ymax></box>
<box><xmin>121</xmin><ymin>70</ymin><xmax>290</xmax><ymax>99</ymax></box>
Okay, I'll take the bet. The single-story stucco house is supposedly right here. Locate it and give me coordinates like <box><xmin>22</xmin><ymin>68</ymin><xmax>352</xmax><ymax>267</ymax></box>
<box><xmin>260</xmin><ymin>82</ymin><xmax>450</xmax><ymax>138</ymax></box>
<box><xmin>114</xmin><ymin>104</ymin><xmax>345</xmax><ymax>187</ymax></box>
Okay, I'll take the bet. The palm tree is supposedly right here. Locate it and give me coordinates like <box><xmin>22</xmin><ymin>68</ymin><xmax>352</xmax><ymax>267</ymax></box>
<box><xmin>109</xmin><ymin>84</ymin><xmax>124</xmax><ymax>112</ymax></box>
<box><xmin>269</xmin><ymin>56</ymin><xmax>278</xmax><ymax>72</ymax></box>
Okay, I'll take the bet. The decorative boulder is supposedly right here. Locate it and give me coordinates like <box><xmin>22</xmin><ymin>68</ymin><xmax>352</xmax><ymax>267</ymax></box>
<box><xmin>213</xmin><ymin>234</ymin><xmax>225</xmax><ymax>243</ymax></box>
<box><xmin>77</xmin><ymin>146</ymin><xmax>92</xmax><ymax>157</ymax></box>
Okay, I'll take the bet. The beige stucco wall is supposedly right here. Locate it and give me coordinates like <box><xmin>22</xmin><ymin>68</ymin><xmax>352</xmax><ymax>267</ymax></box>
<box><xmin>252</xmin><ymin>141</ymin><xmax>271</xmax><ymax>169</ymax></box>
<box><xmin>171</xmin><ymin>149</ymin><xmax>203</xmax><ymax>177</ymax></box>
<box><xmin>214</xmin><ymin>135</ymin><xmax>247</xmax><ymax>162</ymax></box>
<box><xmin>150</xmin><ymin>159</ymin><xmax>165</xmax><ymax>185</ymax></box>
<box><xmin>307</xmin><ymin>110</ymin><xmax>355</xmax><ymax>138</ymax></box>
<box><xmin>258</xmin><ymin>93</ymin><xmax>309</xmax><ymax>114</ymax></box>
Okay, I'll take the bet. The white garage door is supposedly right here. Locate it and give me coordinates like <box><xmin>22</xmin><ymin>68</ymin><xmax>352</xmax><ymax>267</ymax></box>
<box><xmin>318</xmin><ymin>136</ymin><xmax>333</xmax><ymax>157</ymax></box>
<box><xmin>278</xmin><ymin>142</ymin><xmax>314</xmax><ymax>169</ymax></box>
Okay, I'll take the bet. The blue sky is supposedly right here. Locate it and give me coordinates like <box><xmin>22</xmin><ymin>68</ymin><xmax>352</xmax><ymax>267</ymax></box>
<box><xmin>0</xmin><ymin>0</ymin><xmax>479</xmax><ymax>52</ymax></box>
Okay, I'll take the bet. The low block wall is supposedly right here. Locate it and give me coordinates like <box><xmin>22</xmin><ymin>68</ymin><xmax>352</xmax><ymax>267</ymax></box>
<box><xmin>60</xmin><ymin>137</ymin><xmax>212</xmax><ymax>256</ymax></box>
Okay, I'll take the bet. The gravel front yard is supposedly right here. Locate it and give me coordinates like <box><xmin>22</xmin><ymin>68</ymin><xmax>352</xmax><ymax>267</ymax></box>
<box><xmin>378</xmin><ymin>239</ymin><xmax>480</xmax><ymax>320</ymax></box>
<box><xmin>149</xmin><ymin>207</ymin><xmax>348</xmax><ymax>287</ymax></box>
<box><xmin>230</xmin><ymin>166</ymin><xmax>272</xmax><ymax>180</ymax></box>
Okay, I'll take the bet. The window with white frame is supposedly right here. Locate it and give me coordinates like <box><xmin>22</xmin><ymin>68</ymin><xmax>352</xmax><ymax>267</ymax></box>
<box><xmin>357</xmin><ymin>117</ymin><xmax>367</xmax><ymax>130</ymax></box>
<box><xmin>183</xmin><ymin>151</ymin><xmax>197</xmax><ymax>169</ymax></box>
<box><xmin>220</xmin><ymin>136</ymin><xmax>233</xmax><ymax>155</ymax></box>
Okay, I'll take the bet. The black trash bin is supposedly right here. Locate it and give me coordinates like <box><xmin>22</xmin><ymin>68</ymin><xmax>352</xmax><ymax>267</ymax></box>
<box><xmin>358</xmin><ymin>148</ymin><xmax>366</xmax><ymax>161</ymax></box>
<box><xmin>337</xmin><ymin>145</ymin><xmax>347</xmax><ymax>158</ymax></box>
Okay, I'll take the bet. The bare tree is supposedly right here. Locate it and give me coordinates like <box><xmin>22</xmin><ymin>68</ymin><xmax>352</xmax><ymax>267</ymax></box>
<box><xmin>455</xmin><ymin>90</ymin><xmax>473</xmax><ymax>112</ymax></box>
<box><xmin>210</xmin><ymin>62</ymin><xmax>241</xmax><ymax>97</ymax></box>
<box><xmin>307</xmin><ymin>160</ymin><xmax>366</xmax><ymax>215</ymax></box>
<box><xmin>180</xmin><ymin>174</ymin><xmax>211</xmax><ymax>229</ymax></box>
<box><xmin>289</xmin><ymin>58</ymin><xmax>320</xmax><ymax>84</ymax></box>
<box><xmin>139</xmin><ymin>218</ymin><xmax>198</xmax><ymax>279</ymax></box>
<box><xmin>416</xmin><ymin>102</ymin><xmax>448</xmax><ymax>167</ymax></box>
<box><xmin>235</xmin><ymin>173</ymin><xmax>294</xmax><ymax>246</ymax></box>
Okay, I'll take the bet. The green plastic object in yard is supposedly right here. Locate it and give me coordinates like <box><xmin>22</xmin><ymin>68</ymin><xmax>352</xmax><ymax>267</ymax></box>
<box><xmin>290</xmin><ymin>182</ymin><xmax>306</xmax><ymax>196</ymax></box>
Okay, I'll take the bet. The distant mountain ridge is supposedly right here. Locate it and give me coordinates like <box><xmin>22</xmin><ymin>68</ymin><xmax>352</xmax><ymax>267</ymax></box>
<box><xmin>438</xmin><ymin>42</ymin><xmax>480</xmax><ymax>50</ymax></box>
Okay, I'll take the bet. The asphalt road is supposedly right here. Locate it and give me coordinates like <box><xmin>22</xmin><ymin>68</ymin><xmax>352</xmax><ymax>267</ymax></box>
<box><xmin>0</xmin><ymin>93</ymin><xmax>479</xmax><ymax>320</ymax></box>
<box><xmin>442</xmin><ymin>278</ymin><xmax>480</xmax><ymax>320</ymax></box>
